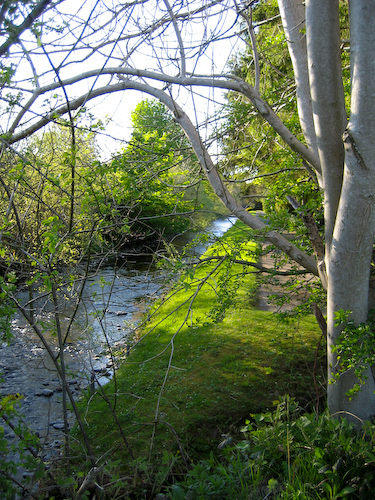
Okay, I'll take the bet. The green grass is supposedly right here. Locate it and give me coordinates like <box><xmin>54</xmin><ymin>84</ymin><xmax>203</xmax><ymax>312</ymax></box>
<box><xmin>74</xmin><ymin>221</ymin><xmax>325</xmax><ymax>478</ymax></box>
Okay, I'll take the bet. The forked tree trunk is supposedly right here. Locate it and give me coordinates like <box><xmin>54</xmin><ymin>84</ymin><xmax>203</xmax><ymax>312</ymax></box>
<box><xmin>326</xmin><ymin>0</ymin><xmax>375</xmax><ymax>422</ymax></box>
<box><xmin>279</xmin><ymin>0</ymin><xmax>375</xmax><ymax>422</ymax></box>
<box><xmin>278</xmin><ymin>0</ymin><xmax>318</xmax><ymax>162</ymax></box>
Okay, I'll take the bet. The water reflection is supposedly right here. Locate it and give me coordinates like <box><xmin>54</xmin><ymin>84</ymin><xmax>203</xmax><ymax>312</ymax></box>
<box><xmin>13</xmin><ymin>217</ymin><xmax>237</xmax><ymax>374</ymax></box>
<box><xmin>171</xmin><ymin>216</ymin><xmax>237</xmax><ymax>255</ymax></box>
<box><xmin>0</xmin><ymin>215</ymin><xmax>237</xmax><ymax>459</ymax></box>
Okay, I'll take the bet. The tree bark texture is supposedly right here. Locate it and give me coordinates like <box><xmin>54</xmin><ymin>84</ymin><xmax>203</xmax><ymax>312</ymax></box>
<box><xmin>325</xmin><ymin>0</ymin><xmax>375</xmax><ymax>421</ymax></box>
<box><xmin>306</xmin><ymin>0</ymin><xmax>347</xmax><ymax>253</ymax></box>
<box><xmin>278</xmin><ymin>0</ymin><xmax>319</xmax><ymax>161</ymax></box>
<box><xmin>280</xmin><ymin>0</ymin><xmax>375</xmax><ymax>422</ymax></box>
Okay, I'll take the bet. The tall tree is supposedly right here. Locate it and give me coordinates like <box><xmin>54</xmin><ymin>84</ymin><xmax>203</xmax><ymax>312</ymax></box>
<box><xmin>102</xmin><ymin>99</ymin><xmax>201</xmax><ymax>244</ymax></box>
<box><xmin>1</xmin><ymin>0</ymin><xmax>375</xmax><ymax>422</ymax></box>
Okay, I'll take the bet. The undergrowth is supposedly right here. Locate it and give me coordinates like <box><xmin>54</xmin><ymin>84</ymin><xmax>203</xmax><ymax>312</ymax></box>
<box><xmin>167</xmin><ymin>396</ymin><xmax>375</xmax><ymax>500</ymax></box>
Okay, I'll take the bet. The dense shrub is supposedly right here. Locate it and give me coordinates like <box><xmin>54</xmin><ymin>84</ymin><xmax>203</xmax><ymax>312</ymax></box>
<box><xmin>168</xmin><ymin>396</ymin><xmax>375</xmax><ymax>499</ymax></box>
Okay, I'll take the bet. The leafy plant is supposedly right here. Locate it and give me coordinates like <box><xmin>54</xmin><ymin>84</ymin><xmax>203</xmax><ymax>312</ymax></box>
<box><xmin>0</xmin><ymin>394</ymin><xmax>46</xmax><ymax>499</ymax></box>
<box><xmin>169</xmin><ymin>396</ymin><xmax>375</xmax><ymax>499</ymax></box>
<box><xmin>0</xmin><ymin>271</ymin><xmax>16</xmax><ymax>343</ymax></box>
<box><xmin>331</xmin><ymin>309</ymin><xmax>375</xmax><ymax>400</ymax></box>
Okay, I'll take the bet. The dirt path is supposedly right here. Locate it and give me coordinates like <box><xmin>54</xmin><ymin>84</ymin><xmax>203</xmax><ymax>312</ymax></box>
<box><xmin>256</xmin><ymin>245</ymin><xmax>317</xmax><ymax>313</ymax></box>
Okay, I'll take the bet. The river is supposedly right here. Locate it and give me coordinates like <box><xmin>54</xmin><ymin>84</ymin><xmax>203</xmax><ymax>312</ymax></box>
<box><xmin>0</xmin><ymin>217</ymin><xmax>236</xmax><ymax>489</ymax></box>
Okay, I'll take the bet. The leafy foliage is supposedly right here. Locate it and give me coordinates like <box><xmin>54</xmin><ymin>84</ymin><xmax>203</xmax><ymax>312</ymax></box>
<box><xmin>220</xmin><ymin>0</ymin><xmax>303</xmax><ymax>201</ymax></box>
<box><xmin>0</xmin><ymin>272</ymin><xmax>16</xmax><ymax>343</ymax></box>
<box><xmin>331</xmin><ymin>309</ymin><xmax>375</xmax><ymax>400</ymax></box>
<box><xmin>0</xmin><ymin>394</ymin><xmax>46</xmax><ymax>499</ymax></box>
<box><xmin>170</xmin><ymin>396</ymin><xmax>375</xmax><ymax>499</ymax></box>
<box><xmin>0</xmin><ymin>101</ymin><xmax>212</xmax><ymax>273</ymax></box>
<box><xmin>88</xmin><ymin>99</ymin><xmax>223</xmax><ymax>249</ymax></box>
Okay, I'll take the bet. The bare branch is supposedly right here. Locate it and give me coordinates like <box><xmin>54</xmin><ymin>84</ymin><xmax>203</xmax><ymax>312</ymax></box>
<box><xmin>5</xmin><ymin>67</ymin><xmax>321</xmax><ymax>172</ymax></box>
<box><xmin>235</xmin><ymin>0</ymin><xmax>260</xmax><ymax>92</ymax></box>
<box><xmin>224</xmin><ymin>167</ymin><xmax>305</xmax><ymax>182</ymax></box>
<box><xmin>286</xmin><ymin>194</ymin><xmax>326</xmax><ymax>288</ymax></box>
<box><xmin>163</xmin><ymin>0</ymin><xmax>186</xmax><ymax>77</ymax></box>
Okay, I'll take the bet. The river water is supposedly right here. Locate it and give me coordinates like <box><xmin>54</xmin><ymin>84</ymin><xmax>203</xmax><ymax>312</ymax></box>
<box><xmin>0</xmin><ymin>217</ymin><xmax>236</xmax><ymax>488</ymax></box>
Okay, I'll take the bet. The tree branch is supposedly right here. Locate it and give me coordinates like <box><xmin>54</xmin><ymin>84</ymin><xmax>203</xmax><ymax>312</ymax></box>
<box><xmin>3</xmin><ymin>74</ymin><xmax>319</xmax><ymax>275</ymax></box>
<box><xmin>286</xmin><ymin>194</ymin><xmax>326</xmax><ymax>287</ymax></box>
<box><xmin>6</xmin><ymin>67</ymin><xmax>321</xmax><ymax>173</ymax></box>
<box><xmin>0</xmin><ymin>0</ymin><xmax>56</xmax><ymax>56</ymax></box>
<box><xmin>278</xmin><ymin>0</ymin><xmax>318</xmax><ymax>160</ymax></box>
<box><xmin>163</xmin><ymin>0</ymin><xmax>186</xmax><ymax>77</ymax></box>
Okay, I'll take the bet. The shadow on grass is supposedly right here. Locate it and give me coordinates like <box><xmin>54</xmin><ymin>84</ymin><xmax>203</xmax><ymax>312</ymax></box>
<box><xmin>75</xmin><ymin>222</ymin><xmax>325</xmax><ymax>467</ymax></box>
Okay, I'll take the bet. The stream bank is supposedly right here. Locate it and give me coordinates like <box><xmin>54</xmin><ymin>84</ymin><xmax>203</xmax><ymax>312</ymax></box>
<box><xmin>0</xmin><ymin>217</ymin><xmax>236</xmax><ymax>491</ymax></box>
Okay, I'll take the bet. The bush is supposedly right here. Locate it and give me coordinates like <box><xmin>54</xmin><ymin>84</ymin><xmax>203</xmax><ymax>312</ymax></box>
<box><xmin>169</xmin><ymin>396</ymin><xmax>375</xmax><ymax>499</ymax></box>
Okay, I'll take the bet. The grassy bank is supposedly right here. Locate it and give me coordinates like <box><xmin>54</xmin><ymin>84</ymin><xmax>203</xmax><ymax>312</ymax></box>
<box><xmin>73</xmin><ymin>221</ymin><xmax>325</xmax><ymax>492</ymax></box>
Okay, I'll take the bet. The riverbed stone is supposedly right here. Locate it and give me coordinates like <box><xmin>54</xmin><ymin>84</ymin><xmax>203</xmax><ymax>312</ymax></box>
<box><xmin>23</xmin><ymin>471</ymin><xmax>35</xmax><ymax>478</ymax></box>
<box><xmin>93</xmin><ymin>363</ymin><xmax>107</xmax><ymax>373</ymax></box>
<box><xmin>42</xmin><ymin>389</ymin><xmax>54</xmax><ymax>397</ymax></box>
<box><xmin>52</xmin><ymin>422</ymin><xmax>65</xmax><ymax>430</ymax></box>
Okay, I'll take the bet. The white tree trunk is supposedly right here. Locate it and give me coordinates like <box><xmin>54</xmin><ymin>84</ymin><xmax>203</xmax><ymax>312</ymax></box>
<box><xmin>327</xmin><ymin>143</ymin><xmax>375</xmax><ymax>420</ymax></box>
<box><xmin>327</xmin><ymin>145</ymin><xmax>375</xmax><ymax>421</ymax></box>
<box><xmin>305</xmin><ymin>0</ymin><xmax>346</xmax><ymax>252</ymax></box>
<box><xmin>278</xmin><ymin>0</ymin><xmax>318</xmax><ymax>161</ymax></box>
<box><xmin>326</xmin><ymin>0</ymin><xmax>375</xmax><ymax>422</ymax></box>
<box><xmin>280</xmin><ymin>0</ymin><xmax>375</xmax><ymax>422</ymax></box>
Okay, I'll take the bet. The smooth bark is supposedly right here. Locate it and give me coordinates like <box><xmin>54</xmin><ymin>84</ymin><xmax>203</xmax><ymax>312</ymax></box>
<box><xmin>326</xmin><ymin>0</ymin><xmax>375</xmax><ymax>422</ymax></box>
<box><xmin>279</xmin><ymin>0</ymin><xmax>318</xmax><ymax>160</ymax></box>
<box><xmin>327</xmin><ymin>146</ymin><xmax>375</xmax><ymax>421</ymax></box>
<box><xmin>306</xmin><ymin>0</ymin><xmax>346</xmax><ymax>254</ymax></box>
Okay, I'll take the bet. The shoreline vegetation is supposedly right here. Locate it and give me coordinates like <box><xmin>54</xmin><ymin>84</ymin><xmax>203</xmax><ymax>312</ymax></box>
<box><xmin>71</xmin><ymin>220</ymin><xmax>326</xmax><ymax>495</ymax></box>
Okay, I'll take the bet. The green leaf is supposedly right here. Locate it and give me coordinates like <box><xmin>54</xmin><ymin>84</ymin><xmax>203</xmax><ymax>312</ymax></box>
<box><xmin>338</xmin><ymin>485</ymin><xmax>356</xmax><ymax>496</ymax></box>
<box><xmin>170</xmin><ymin>484</ymin><xmax>185</xmax><ymax>500</ymax></box>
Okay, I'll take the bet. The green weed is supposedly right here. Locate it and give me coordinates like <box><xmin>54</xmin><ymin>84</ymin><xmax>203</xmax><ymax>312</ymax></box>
<box><xmin>171</xmin><ymin>396</ymin><xmax>375</xmax><ymax>499</ymax></box>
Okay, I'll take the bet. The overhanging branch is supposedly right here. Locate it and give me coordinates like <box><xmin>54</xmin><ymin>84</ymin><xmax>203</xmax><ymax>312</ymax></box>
<box><xmin>3</xmin><ymin>76</ymin><xmax>319</xmax><ymax>276</ymax></box>
<box><xmin>6</xmin><ymin>67</ymin><xmax>321</xmax><ymax>174</ymax></box>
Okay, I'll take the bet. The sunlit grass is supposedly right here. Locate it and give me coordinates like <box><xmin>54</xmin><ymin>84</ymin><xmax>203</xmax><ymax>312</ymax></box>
<box><xmin>76</xmin><ymin>221</ymin><xmax>325</xmax><ymax>467</ymax></box>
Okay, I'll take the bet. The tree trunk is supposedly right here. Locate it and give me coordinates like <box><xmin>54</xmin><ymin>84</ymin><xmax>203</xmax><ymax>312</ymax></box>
<box><xmin>280</xmin><ymin>0</ymin><xmax>375</xmax><ymax>422</ymax></box>
<box><xmin>327</xmin><ymin>143</ymin><xmax>375</xmax><ymax>422</ymax></box>
<box><xmin>278</xmin><ymin>0</ymin><xmax>318</xmax><ymax>161</ymax></box>
<box><xmin>326</xmin><ymin>0</ymin><xmax>375</xmax><ymax>423</ymax></box>
<box><xmin>305</xmin><ymin>0</ymin><xmax>346</xmax><ymax>252</ymax></box>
